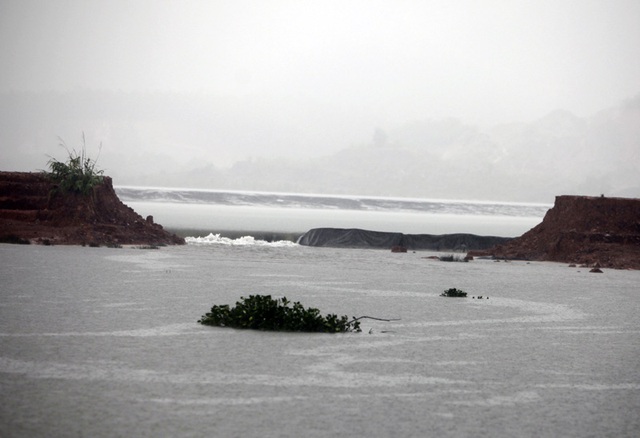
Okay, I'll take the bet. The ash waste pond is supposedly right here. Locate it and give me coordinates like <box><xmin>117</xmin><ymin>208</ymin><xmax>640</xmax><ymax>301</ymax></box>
<box><xmin>1</xmin><ymin>242</ymin><xmax>639</xmax><ymax>437</ymax></box>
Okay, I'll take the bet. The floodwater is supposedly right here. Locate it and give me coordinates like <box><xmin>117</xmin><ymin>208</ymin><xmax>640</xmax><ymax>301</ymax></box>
<box><xmin>1</xmin><ymin>243</ymin><xmax>639</xmax><ymax>437</ymax></box>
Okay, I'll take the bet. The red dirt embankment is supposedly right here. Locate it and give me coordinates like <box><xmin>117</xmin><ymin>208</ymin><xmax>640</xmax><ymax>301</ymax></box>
<box><xmin>0</xmin><ymin>171</ymin><xmax>184</xmax><ymax>246</ymax></box>
<box><xmin>468</xmin><ymin>195</ymin><xmax>640</xmax><ymax>270</ymax></box>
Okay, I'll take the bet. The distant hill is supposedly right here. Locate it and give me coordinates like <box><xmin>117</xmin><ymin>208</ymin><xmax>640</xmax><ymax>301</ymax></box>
<box><xmin>2</xmin><ymin>91</ymin><xmax>639</xmax><ymax>202</ymax></box>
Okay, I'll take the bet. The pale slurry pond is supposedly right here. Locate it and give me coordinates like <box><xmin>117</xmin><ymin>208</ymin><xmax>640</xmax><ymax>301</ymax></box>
<box><xmin>1</xmin><ymin>242</ymin><xmax>639</xmax><ymax>437</ymax></box>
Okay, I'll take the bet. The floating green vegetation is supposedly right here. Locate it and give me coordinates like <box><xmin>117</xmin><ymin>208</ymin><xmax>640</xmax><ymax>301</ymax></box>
<box><xmin>47</xmin><ymin>134</ymin><xmax>104</xmax><ymax>195</ymax></box>
<box><xmin>440</xmin><ymin>288</ymin><xmax>468</xmax><ymax>297</ymax></box>
<box><xmin>198</xmin><ymin>295</ymin><xmax>362</xmax><ymax>333</ymax></box>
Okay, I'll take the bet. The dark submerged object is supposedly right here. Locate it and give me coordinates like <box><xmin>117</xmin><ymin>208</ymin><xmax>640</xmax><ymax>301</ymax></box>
<box><xmin>297</xmin><ymin>227</ymin><xmax>511</xmax><ymax>251</ymax></box>
<box><xmin>440</xmin><ymin>288</ymin><xmax>468</xmax><ymax>298</ymax></box>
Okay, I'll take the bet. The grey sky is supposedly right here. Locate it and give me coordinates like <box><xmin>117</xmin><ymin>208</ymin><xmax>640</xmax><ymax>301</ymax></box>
<box><xmin>2</xmin><ymin>0</ymin><xmax>638</xmax><ymax>125</ymax></box>
<box><xmin>1</xmin><ymin>0</ymin><xmax>639</xmax><ymax>201</ymax></box>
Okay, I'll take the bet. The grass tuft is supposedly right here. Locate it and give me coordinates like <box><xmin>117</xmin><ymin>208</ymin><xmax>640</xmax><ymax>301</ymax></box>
<box><xmin>47</xmin><ymin>133</ymin><xmax>104</xmax><ymax>195</ymax></box>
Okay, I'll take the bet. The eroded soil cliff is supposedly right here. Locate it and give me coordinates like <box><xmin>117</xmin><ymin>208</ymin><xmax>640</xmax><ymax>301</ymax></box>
<box><xmin>469</xmin><ymin>195</ymin><xmax>640</xmax><ymax>269</ymax></box>
<box><xmin>0</xmin><ymin>171</ymin><xmax>184</xmax><ymax>246</ymax></box>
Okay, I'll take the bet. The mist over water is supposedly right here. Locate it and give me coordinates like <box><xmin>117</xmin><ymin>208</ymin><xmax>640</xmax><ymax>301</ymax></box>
<box><xmin>3</xmin><ymin>92</ymin><xmax>639</xmax><ymax>202</ymax></box>
<box><xmin>2</xmin><ymin>1</ymin><xmax>639</xmax><ymax>203</ymax></box>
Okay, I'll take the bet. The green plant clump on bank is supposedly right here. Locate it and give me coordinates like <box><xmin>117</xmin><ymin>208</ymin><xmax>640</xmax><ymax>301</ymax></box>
<box><xmin>440</xmin><ymin>288</ymin><xmax>468</xmax><ymax>297</ymax></box>
<box><xmin>47</xmin><ymin>134</ymin><xmax>104</xmax><ymax>195</ymax></box>
<box><xmin>198</xmin><ymin>295</ymin><xmax>362</xmax><ymax>333</ymax></box>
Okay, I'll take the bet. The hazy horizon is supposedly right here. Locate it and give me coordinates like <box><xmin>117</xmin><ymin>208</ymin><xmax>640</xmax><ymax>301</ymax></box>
<box><xmin>1</xmin><ymin>0</ymin><xmax>639</xmax><ymax>203</ymax></box>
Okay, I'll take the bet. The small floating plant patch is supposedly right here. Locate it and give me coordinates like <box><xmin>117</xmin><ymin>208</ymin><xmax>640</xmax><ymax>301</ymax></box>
<box><xmin>440</xmin><ymin>288</ymin><xmax>468</xmax><ymax>297</ymax></box>
<box><xmin>198</xmin><ymin>295</ymin><xmax>362</xmax><ymax>333</ymax></box>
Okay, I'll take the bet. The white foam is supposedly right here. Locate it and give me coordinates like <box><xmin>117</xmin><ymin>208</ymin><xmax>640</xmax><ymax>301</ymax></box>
<box><xmin>396</xmin><ymin>297</ymin><xmax>585</xmax><ymax>328</ymax></box>
<box><xmin>141</xmin><ymin>396</ymin><xmax>309</xmax><ymax>406</ymax></box>
<box><xmin>0</xmin><ymin>323</ymin><xmax>203</xmax><ymax>338</ymax></box>
<box><xmin>449</xmin><ymin>390</ymin><xmax>541</xmax><ymax>406</ymax></box>
<box><xmin>185</xmin><ymin>233</ymin><xmax>297</xmax><ymax>247</ymax></box>
<box><xmin>0</xmin><ymin>356</ymin><xmax>466</xmax><ymax>388</ymax></box>
<box><xmin>535</xmin><ymin>383</ymin><xmax>640</xmax><ymax>391</ymax></box>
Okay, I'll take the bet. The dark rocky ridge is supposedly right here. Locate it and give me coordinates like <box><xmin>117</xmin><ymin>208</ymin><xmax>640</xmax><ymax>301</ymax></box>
<box><xmin>0</xmin><ymin>171</ymin><xmax>184</xmax><ymax>246</ymax></box>
<box><xmin>469</xmin><ymin>195</ymin><xmax>640</xmax><ymax>269</ymax></box>
<box><xmin>297</xmin><ymin>227</ymin><xmax>511</xmax><ymax>251</ymax></box>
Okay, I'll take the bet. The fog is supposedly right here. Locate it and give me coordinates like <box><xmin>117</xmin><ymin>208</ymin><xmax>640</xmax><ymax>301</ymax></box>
<box><xmin>1</xmin><ymin>0</ymin><xmax>639</xmax><ymax>202</ymax></box>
